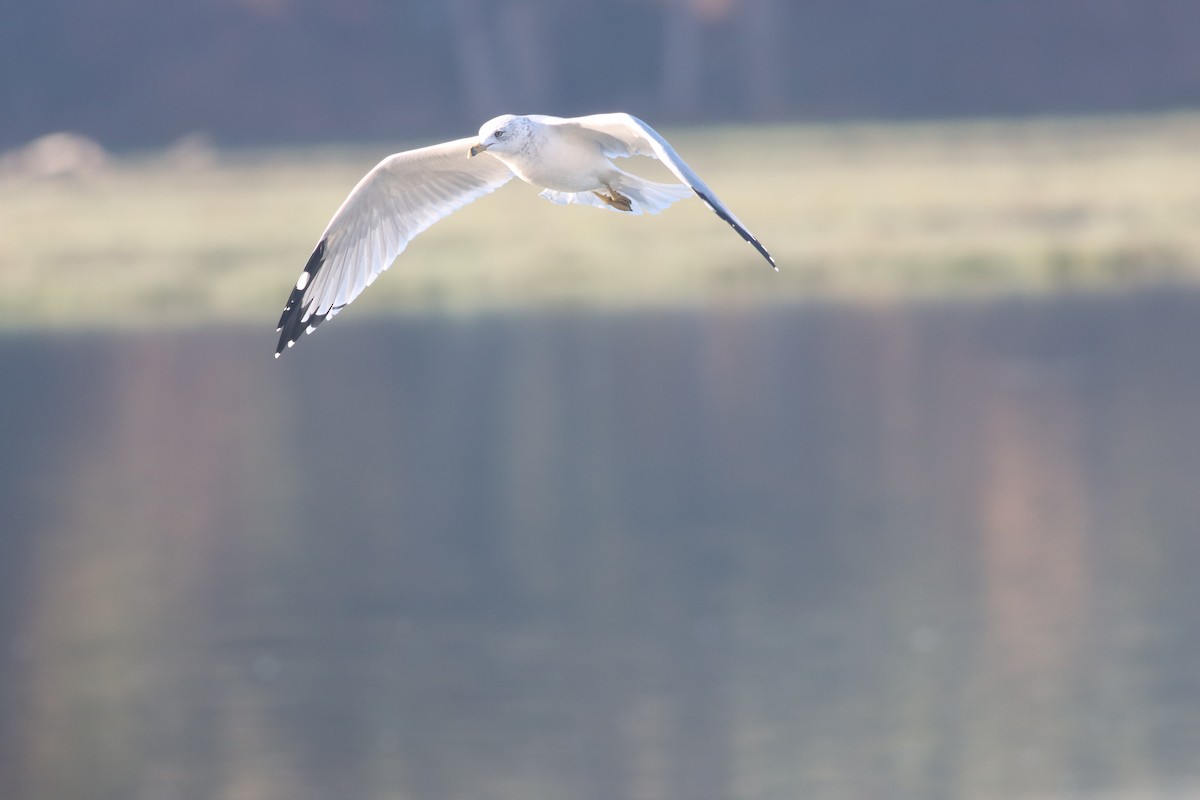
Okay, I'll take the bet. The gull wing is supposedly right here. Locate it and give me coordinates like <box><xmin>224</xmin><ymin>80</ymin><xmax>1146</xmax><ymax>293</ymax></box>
<box><xmin>551</xmin><ymin>113</ymin><xmax>776</xmax><ymax>269</ymax></box>
<box><xmin>275</xmin><ymin>137</ymin><xmax>514</xmax><ymax>357</ymax></box>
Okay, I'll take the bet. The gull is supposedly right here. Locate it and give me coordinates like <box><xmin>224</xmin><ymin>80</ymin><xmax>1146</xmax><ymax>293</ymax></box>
<box><xmin>275</xmin><ymin>113</ymin><xmax>776</xmax><ymax>357</ymax></box>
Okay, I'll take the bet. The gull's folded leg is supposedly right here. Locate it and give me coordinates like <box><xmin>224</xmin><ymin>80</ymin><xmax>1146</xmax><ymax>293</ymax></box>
<box><xmin>593</xmin><ymin>189</ymin><xmax>633</xmax><ymax>212</ymax></box>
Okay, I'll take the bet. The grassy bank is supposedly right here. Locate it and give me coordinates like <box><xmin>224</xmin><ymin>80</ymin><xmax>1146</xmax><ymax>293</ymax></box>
<box><xmin>3</xmin><ymin>112</ymin><xmax>1199</xmax><ymax>329</ymax></box>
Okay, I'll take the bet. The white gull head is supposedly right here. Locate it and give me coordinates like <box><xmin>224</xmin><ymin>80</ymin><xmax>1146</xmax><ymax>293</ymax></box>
<box><xmin>469</xmin><ymin>114</ymin><xmax>533</xmax><ymax>158</ymax></box>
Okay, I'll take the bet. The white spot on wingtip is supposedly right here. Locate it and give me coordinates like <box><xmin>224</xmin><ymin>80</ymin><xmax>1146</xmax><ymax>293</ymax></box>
<box><xmin>287</xmin><ymin>340</ymin><xmax>295</xmax><ymax>349</ymax></box>
<box><xmin>274</xmin><ymin>352</ymin><xmax>281</xmax><ymax>359</ymax></box>
<box><xmin>296</xmin><ymin>271</ymin><xmax>310</xmax><ymax>291</ymax></box>
<box><xmin>305</xmin><ymin>325</ymin><xmax>315</xmax><ymax>334</ymax></box>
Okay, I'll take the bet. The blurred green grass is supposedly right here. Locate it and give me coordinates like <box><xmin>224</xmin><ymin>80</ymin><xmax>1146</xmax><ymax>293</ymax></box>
<box><xmin>3</xmin><ymin>113</ymin><xmax>1200</xmax><ymax>330</ymax></box>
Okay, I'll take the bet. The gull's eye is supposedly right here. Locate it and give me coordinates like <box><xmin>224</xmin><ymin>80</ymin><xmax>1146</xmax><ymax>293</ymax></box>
<box><xmin>494</xmin><ymin>129</ymin><xmax>504</xmax><ymax>140</ymax></box>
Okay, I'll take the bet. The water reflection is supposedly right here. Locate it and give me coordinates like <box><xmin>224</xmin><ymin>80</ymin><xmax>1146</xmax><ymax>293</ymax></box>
<box><xmin>2</xmin><ymin>293</ymin><xmax>1200</xmax><ymax>800</ymax></box>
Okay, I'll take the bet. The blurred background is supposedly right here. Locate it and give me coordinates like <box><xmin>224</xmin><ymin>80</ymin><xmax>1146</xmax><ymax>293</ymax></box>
<box><xmin>3</xmin><ymin>2</ymin><xmax>1200</xmax><ymax>799</ymax></box>
<box><xmin>5</xmin><ymin>0</ymin><xmax>1200</xmax><ymax>148</ymax></box>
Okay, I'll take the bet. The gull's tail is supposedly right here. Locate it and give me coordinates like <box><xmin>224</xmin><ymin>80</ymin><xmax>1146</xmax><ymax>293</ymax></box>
<box><xmin>539</xmin><ymin>175</ymin><xmax>692</xmax><ymax>216</ymax></box>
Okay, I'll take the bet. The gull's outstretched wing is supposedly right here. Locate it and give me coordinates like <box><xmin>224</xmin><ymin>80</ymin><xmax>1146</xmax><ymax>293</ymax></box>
<box><xmin>275</xmin><ymin>138</ymin><xmax>514</xmax><ymax>357</ymax></box>
<box><xmin>550</xmin><ymin>113</ymin><xmax>776</xmax><ymax>269</ymax></box>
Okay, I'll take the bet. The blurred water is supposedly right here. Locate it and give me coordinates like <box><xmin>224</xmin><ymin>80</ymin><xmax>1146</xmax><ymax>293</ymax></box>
<box><xmin>2</xmin><ymin>293</ymin><xmax>1200</xmax><ymax>800</ymax></box>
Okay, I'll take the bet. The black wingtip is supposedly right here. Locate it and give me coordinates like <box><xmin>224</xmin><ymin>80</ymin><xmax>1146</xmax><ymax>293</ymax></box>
<box><xmin>754</xmin><ymin>240</ymin><xmax>778</xmax><ymax>271</ymax></box>
<box><xmin>274</xmin><ymin>239</ymin><xmax>328</xmax><ymax>358</ymax></box>
<box><xmin>695</xmin><ymin>190</ymin><xmax>776</xmax><ymax>270</ymax></box>
<box><xmin>740</xmin><ymin>231</ymin><xmax>777</xmax><ymax>271</ymax></box>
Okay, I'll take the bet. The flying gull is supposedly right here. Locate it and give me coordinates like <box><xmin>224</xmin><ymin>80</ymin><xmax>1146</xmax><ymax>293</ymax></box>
<box><xmin>275</xmin><ymin>113</ymin><xmax>776</xmax><ymax>357</ymax></box>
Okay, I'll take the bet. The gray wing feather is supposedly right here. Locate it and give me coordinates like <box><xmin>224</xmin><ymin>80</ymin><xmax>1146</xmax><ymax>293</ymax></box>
<box><xmin>552</xmin><ymin>113</ymin><xmax>775</xmax><ymax>269</ymax></box>
<box><xmin>276</xmin><ymin>137</ymin><xmax>514</xmax><ymax>355</ymax></box>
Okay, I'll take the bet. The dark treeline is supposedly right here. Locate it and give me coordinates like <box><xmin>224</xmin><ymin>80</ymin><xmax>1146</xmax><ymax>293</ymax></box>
<box><xmin>3</xmin><ymin>0</ymin><xmax>1199</xmax><ymax>149</ymax></box>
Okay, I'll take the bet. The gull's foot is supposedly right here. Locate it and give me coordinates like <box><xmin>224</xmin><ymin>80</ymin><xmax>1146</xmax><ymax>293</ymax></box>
<box><xmin>594</xmin><ymin>189</ymin><xmax>633</xmax><ymax>212</ymax></box>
